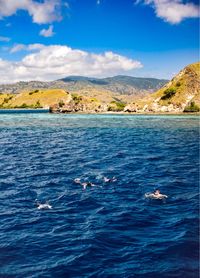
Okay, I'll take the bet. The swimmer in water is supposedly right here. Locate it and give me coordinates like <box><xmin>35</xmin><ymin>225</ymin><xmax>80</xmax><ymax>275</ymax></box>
<box><xmin>154</xmin><ymin>189</ymin><xmax>161</xmax><ymax>195</ymax></box>
<box><xmin>36</xmin><ymin>201</ymin><xmax>52</xmax><ymax>210</ymax></box>
<box><xmin>74</xmin><ymin>178</ymin><xmax>95</xmax><ymax>189</ymax></box>
<box><xmin>145</xmin><ymin>189</ymin><xmax>168</xmax><ymax>199</ymax></box>
<box><xmin>103</xmin><ymin>176</ymin><xmax>117</xmax><ymax>183</ymax></box>
<box><xmin>82</xmin><ymin>182</ymin><xmax>95</xmax><ymax>190</ymax></box>
<box><xmin>154</xmin><ymin>189</ymin><xmax>168</xmax><ymax>198</ymax></box>
<box><xmin>74</xmin><ymin>178</ymin><xmax>81</xmax><ymax>184</ymax></box>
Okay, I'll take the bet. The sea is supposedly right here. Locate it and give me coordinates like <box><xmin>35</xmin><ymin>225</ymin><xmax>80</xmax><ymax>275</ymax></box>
<box><xmin>0</xmin><ymin>112</ymin><xmax>199</xmax><ymax>278</ymax></box>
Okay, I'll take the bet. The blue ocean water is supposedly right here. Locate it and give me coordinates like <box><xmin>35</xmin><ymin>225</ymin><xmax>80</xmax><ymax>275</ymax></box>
<box><xmin>0</xmin><ymin>114</ymin><xmax>199</xmax><ymax>278</ymax></box>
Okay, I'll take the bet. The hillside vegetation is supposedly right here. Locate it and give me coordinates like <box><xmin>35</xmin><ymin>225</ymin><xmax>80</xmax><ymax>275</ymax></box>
<box><xmin>125</xmin><ymin>62</ymin><xmax>200</xmax><ymax>113</ymax></box>
<box><xmin>0</xmin><ymin>89</ymin><xmax>71</xmax><ymax>109</ymax></box>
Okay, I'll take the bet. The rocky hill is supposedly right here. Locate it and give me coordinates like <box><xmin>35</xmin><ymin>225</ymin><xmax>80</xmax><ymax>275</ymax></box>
<box><xmin>0</xmin><ymin>75</ymin><xmax>168</xmax><ymax>96</ymax></box>
<box><xmin>58</xmin><ymin>75</ymin><xmax>168</xmax><ymax>95</ymax></box>
<box><xmin>124</xmin><ymin>62</ymin><xmax>200</xmax><ymax>113</ymax></box>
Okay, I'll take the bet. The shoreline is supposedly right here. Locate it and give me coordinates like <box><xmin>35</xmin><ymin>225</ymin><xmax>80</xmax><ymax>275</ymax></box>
<box><xmin>0</xmin><ymin>108</ymin><xmax>199</xmax><ymax>116</ymax></box>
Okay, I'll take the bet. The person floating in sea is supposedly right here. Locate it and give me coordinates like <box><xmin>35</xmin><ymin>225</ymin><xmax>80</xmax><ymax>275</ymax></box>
<box><xmin>154</xmin><ymin>189</ymin><xmax>168</xmax><ymax>198</ymax></box>
<box><xmin>145</xmin><ymin>189</ymin><xmax>168</xmax><ymax>200</ymax></box>
<box><xmin>74</xmin><ymin>178</ymin><xmax>81</xmax><ymax>184</ymax></box>
<box><xmin>74</xmin><ymin>178</ymin><xmax>95</xmax><ymax>189</ymax></box>
<box><xmin>154</xmin><ymin>189</ymin><xmax>162</xmax><ymax>196</ymax></box>
<box><xmin>36</xmin><ymin>200</ymin><xmax>52</xmax><ymax>210</ymax></box>
<box><xmin>103</xmin><ymin>176</ymin><xmax>117</xmax><ymax>183</ymax></box>
<box><xmin>82</xmin><ymin>182</ymin><xmax>95</xmax><ymax>190</ymax></box>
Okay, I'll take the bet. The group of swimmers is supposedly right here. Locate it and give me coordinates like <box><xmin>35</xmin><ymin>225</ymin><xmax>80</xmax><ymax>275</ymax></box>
<box><xmin>74</xmin><ymin>176</ymin><xmax>117</xmax><ymax>189</ymax></box>
<box><xmin>36</xmin><ymin>176</ymin><xmax>117</xmax><ymax>209</ymax></box>
<box><xmin>36</xmin><ymin>178</ymin><xmax>168</xmax><ymax>210</ymax></box>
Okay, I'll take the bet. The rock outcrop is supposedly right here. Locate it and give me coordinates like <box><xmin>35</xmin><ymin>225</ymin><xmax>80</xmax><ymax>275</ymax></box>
<box><xmin>49</xmin><ymin>95</ymin><xmax>108</xmax><ymax>113</ymax></box>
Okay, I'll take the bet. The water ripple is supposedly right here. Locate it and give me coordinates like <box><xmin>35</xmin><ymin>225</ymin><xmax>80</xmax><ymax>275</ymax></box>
<box><xmin>0</xmin><ymin>114</ymin><xmax>199</xmax><ymax>277</ymax></box>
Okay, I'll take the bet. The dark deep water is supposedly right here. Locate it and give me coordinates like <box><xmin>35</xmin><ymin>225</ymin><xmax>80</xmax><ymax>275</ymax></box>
<box><xmin>0</xmin><ymin>114</ymin><xmax>199</xmax><ymax>278</ymax></box>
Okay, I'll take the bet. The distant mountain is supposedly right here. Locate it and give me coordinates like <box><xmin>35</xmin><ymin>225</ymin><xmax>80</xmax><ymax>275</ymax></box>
<box><xmin>58</xmin><ymin>75</ymin><xmax>168</xmax><ymax>95</ymax></box>
<box><xmin>0</xmin><ymin>75</ymin><xmax>168</xmax><ymax>96</ymax></box>
<box><xmin>125</xmin><ymin>62</ymin><xmax>200</xmax><ymax>113</ymax></box>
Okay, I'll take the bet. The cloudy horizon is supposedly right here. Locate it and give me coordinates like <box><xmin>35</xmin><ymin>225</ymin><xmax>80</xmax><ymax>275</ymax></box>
<box><xmin>0</xmin><ymin>0</ymin><xmax>198</xmax><ymax>83</ymax></box>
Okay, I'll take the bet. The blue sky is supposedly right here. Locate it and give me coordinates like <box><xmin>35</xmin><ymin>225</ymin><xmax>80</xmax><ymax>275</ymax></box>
<box><xmin>0</xmin><ymin>0</ymin><xmax>199</xmax><ymax>83</ymax></box>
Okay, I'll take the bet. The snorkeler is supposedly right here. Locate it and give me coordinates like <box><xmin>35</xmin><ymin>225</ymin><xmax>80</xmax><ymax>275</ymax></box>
<box><xmin>74</xmin><ymin>178</ymin><xmax>95</xmax><ymax>189</ymax></box>
<box><xmin>103</xmin><ymin>176</ymin><xmax>117</xmax><ymax>183</ymax></box>
<box><xmin>74</xmin><ymin>178</ymin><xmax>81</xmax><ymax>184</ymax></box>
<box><xmin>82</xmin><ymin>182</ymin><xmax>95</xmax><ymax>190</ymax></box>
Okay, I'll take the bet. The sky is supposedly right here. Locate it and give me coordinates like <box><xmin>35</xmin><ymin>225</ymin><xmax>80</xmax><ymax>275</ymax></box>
<box><xmin>0</xmin><ymin>0</ymin><xmax>199</xmax><ymax>83</ymax></box>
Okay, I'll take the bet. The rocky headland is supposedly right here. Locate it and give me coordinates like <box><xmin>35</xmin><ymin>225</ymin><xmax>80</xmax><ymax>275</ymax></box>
<box><xmin>124</xmin><ymin>62</ymin><xmax>200</xmax><ymax>113</ymax></box>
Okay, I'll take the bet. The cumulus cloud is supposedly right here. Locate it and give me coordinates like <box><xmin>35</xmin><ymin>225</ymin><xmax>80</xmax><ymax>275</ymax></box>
<box><xmin>39</xmin><ymin>25</ymin><xmax>55</xmax><ymax>37</ymax></box>
<box><xmin>0</xmin><ymin>44</ymin><xmax>142</xmax><ymax>83</ymax></box>
<box><xmin>0</xmin><ymin>36</ymin><xmax>11</xmax><ymax>42</ymax></box>
<box><xmin>137</xmin><ymin>0</ymin><xmax>199</xmax><ymax>24</ymax></box>
<box><xmin>0</xmin><ymin>0</ymin><xmax>63</xmax><ymax>24</ymax></box>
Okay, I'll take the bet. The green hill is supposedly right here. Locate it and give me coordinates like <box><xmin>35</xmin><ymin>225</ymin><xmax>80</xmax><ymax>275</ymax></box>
<box><xmin>125</xmin><ymin>62</ymin><xmax>200</xmax><ymax>113</ymax></box>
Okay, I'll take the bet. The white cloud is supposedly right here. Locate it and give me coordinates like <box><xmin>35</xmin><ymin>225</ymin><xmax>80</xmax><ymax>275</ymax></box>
<box><xmin>0</xmin><ymin>36</ymin><xmax>11</xmax><ymax>42</ymax></box>
<box><xmin>28</xmin><ymin>43</ymin><xmax>45</xmax><ymax>51</ymax></box>
<box><xmin>10</xmin><ymin>44</ymin><xmax>26</xmax><ymax>53</ymax></box>
<box><xmin>39</xmin><ymin>25</ymin><xmax>55</xmax><ymax>37</ymax></box>
<box><xmin>10</xmin><ymin>43</ymin><xmax>45</xmax><ymax>53</ymax></box>
<box><xmin>0</xmin><ymin>0</ymin><xmax>63</xmax><ymax>24</ymax></box>
<box><xmin>138</xmin><ymin>0</ymin><xmax>199</xmax><ymax>24</ymax></box>
<box><xmin>0</xmin><ymin>44</ymin><xmax>142</xmax><ymax>83</ymax></box>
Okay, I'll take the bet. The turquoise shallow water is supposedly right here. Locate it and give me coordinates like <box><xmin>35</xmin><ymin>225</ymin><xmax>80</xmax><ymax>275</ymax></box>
<box><xmin>0</xmin><ymin>114</ymin><xmax>199</xmax><ymax>277</ymax></box>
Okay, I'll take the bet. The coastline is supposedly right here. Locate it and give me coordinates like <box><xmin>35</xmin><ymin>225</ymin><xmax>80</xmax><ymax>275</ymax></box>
<box><xmin>0</xmin><ymin>108</ymin><xmax>199</xmax><ymax>116</ymax></box>
<box><xmin>0</xmin><ymin>108</ymin><xmax>49</xmax><ymax>113</ymax></box>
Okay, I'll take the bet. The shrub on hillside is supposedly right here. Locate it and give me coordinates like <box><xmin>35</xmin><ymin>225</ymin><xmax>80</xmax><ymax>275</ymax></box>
<box><xmin>3</xmin><ymin>96</ymin><xmax>13</xmax><ymax>103</ymax></box>
<box><xmin>184</xmin><ymin>101</ymin><xmax>200</xmax><ymax>112</ymax></box>
<box><xmin>34</xmin><ymin>100</ymin><xmax>42</xmax><ymax>108</ymax></box>
<box><xmin>161</xmin><ymin>88</ymin><xmax>176</xmax><ymax>100</ymax></box>
<box><xmin>90</xmin><ymin>98</ymin><xmax>98</xmax><ymax>102</ymax></box>
<box><xmin>108</xmin><ymin>101</ymin><xmax>126</xmax><ymax>112</ymax></box>
<box><xmin>18</xmin><ymin>103</ymin><xmax>29</xmax><ymax>108</ymax></box>
<box><xmin>176</xmin><ymin>81</ymin><xmax>181</xmax><ymax>87</ymax></box>
<box><xmin>59</xmin><ymin>100</ymin><xmax>65</xmax><ymax>107</ymax></box>
<box><xmin>29</xmin><ymin>90</ymin><xmax>39</xmax><ymax>95</ymax></box>
<box><xmin>72</xmin><ymin>94</ymin><xmax>82</xmax><ymax>104</ymax></box>
<box><xmin>13</xmin><ymin>101</ymin><xmax>42</xmax><ymax>109</ymax></box>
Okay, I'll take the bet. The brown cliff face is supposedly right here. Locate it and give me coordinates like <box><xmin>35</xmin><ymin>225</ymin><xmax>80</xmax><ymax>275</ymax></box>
<box><xmin>124</xmin><ymin>62</ymin><xmax>200</xmax><ymax>113</ymax></box>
